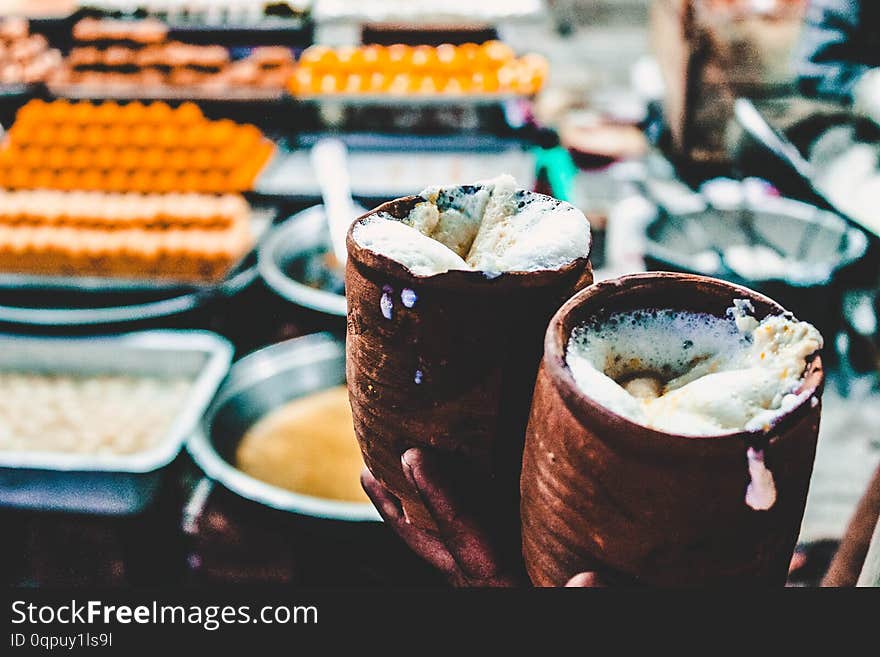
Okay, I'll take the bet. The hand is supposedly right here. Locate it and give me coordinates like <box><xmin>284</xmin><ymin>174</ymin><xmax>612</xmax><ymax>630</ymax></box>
<box><xmin>361</xmin><ymin>447</ymin><xmax>606</xmax><ymax>587</ymax></box>
<box><xmin>361</xmin><ymin>447</ymin><xmax>526</xmax><ymax>587</ymax></box>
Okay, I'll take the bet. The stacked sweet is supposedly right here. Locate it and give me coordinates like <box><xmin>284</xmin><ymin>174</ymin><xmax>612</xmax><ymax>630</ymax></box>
<box><xmin>52</xmin><ymin>17</ymin><xmax>294</xmax><ymax>91</ymax></box>
<box><xmin>0</xmin><ymin>190</ymin><xmax>253</xmax><ymax>282</ymax></box>
<box><xmin>0</xmin><ymin>17</ymin><xmax>63</xmax><ymax>85</ymax></box>
<box><xmin>288</xmin><ymin>41</ymin><xmax>548</xmax><ymax>96</ymax></box>
<box><xmin>0</xmin><ymin>99</ymin><xmax>274</xmax><ymax>193</ymax></box>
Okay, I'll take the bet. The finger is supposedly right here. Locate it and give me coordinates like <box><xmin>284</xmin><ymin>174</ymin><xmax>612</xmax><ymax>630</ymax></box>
<box><xmin>788</xmin><ymin>549</ymin><xmax>807</xmax><ymax>575</ymax></box>
<box><xmin>401</xmin><ymin>448</ymin><xmax>510</xmax><ymax>583</ymax></box>
<box><xmin>565</xmin><ymin>572</ymin><xmax>605</xmax><ymax>588</ymax></box>
<box><xmin>360</xmin><ymin>467</ymin><xmax>458</xmax><ymax>576</ymax></box>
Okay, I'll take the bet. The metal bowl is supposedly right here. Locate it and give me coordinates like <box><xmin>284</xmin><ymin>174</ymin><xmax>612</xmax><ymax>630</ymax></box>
<box><xmin>258</xmin><ymin>205</ymin><xmax>347</xmax><ymax>317</ymax></box>
<box><xmin>187</xmin><ymin>332</ymin><xmax>379</xmax><ymax>522</ymax></box>
<box><xmin>644</xmin><ymin>195</ymin><xmax>869</xmax><ymax>343</ymax></box>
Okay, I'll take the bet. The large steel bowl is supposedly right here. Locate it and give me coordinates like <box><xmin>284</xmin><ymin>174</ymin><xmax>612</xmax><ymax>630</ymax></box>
<box><xmin>187</xmin><ymin>332</ymin><xmax>379</xmax><ymax>522</ymax></box>
<box><xmin>258</xmin><ymin>205</ymin><xmax>347</xmax><ymax>317</ymax></box>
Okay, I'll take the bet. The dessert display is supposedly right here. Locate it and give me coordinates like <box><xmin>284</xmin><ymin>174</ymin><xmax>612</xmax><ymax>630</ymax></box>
<box><xmin>520</xmin><ymin>273</ymin><xmax>824</xmax><ymax>586</ymax></box>
<box><xmin>0</xmin><ymin>190</ymin><xmax>249</xmax><ymax>228</ymax></box>
<box><xmin>0</xmin><ymin>99</ymin><xmax>274</xmax><ymax>193</ymax></box>
<box><xmin>288</xmin><ymin>41</ymin><xmax>548</xmax><ymax>97</ymax></box>
<box><xmin>51</xmin><ymin>17</ymin><xmax>295</xmax><ymax>93</ymax></box>
<box><xmin>0</xmin><ymin>17</ymin><xmax>63</xmax><ymax>85</ymax></box>
<box><xmin>0</xmin><ymin>190</ymin><xmax>254</xmax><ymax>282</ymax></box>
<box><xmin>235</xmin><ymin>386</ymin><xmax>369</xmax><ymax>503</ymax></box>
<box><xmin>0</xmin><ymin>371</ymin><xmax>192</xmax><ymax>456</ymax></box>
<box><xmin>346</xmin><ymin>176</ymin><xmax>592</xmax><ymax>531</ymax></box>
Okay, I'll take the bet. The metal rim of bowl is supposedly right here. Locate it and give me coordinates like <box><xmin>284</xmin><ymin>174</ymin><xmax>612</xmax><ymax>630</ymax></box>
<box><xmin>258</xmin><ymin>205</ymin><xmax>347</xmax><ymax>317</ymax></box>
<box><xmin>645</xmin><ymin>196</ymin><xmax>869</xmax><ymax>287</ymax></box>
<box><xmin>187</xmin><ymin>332</ymin><xmax>379</xmax><ymax>522</ymax></box>
<box><xmin>0</xmin><ymin>263</ymin><xmax>259</xmax><ymax>327</ymax></box>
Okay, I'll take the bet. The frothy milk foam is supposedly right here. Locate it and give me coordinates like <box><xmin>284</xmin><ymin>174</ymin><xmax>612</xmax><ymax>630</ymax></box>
<box><xmin>565</xmin><ymin>300</ymin><xmax>823</xmax><ymax>437</ymax></box>
<box><xmin>352</xmin><ymin>175</ymin><xmax>590</xmax><ymax>276</ymax></box>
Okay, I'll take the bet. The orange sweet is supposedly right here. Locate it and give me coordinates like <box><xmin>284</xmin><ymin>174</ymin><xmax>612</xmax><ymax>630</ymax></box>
<box><xmin>104</xmin><ymin>169</ymin><xmax>130</xmax><ymax>193</ymax></box>
<box><xmin>480</xmin><ymin>40</ymin><xmax>516</xmax><ymax>68</ymax></box>
<box><xmin>82</xmin><ymin>124</ymin><xmax>107</xmax><ymax>148</ymax></box>
<box><xmin>300</xmin><ymin>45</ymin><xmax>338</xmax><ymax>70</ymax></box>
<box><xmin>179</xmin><ymin>171</ymin><xmax>203</xmax><ymax>192</ymax></box>
<box><xmin>130</xmin><ymin>124</ymin><xmax>154</xmax><ymax>147</ymax></box>
<box><xmin>289</xmin><ymin>67</ymin><xmax>314</xmax><ymax>94</ymax></box>
<box><xmin>32</xmin><ymin>170</ymin><xmax>55</xmax><ymax>190</ymax></box>
<box><xmin>415</xmin><ymin>75</ymin><xmax>442</xmax><ymax>94</ymax></box>
<box><xmin>20</xmin><ymin>147</ymin><xmax>44</xmax><ymax>168</ymax></box>
<box><xmin>337</xmin><ymin>46</ymin><xmax>367</xmax><ymax>72</ymax></box>
<box><xmin>457</xmin><ymin>43</ymin><xmax>481</xmax><ymax>65</ymax></box>
<box><xmin>173</xmin><ymin>101</ymin><xmax>203</xmax><ymax>124</ymax></box>
<box><xmin>53</xmin><ymin>125</ymin><xmax>78</xmax><ymax>147</ymax></box>
<box><xmin>117</xmin><ymin>147</ymin><xmax>140</xmax><ymax>170</ymax></box>
<box><xmin>153</xmin><ymin>170</ymin><xmax>179</xmax><ymax>193</ymax></box>
<box><xmin>69</xmin><ymin>102</ymin><xmax>94</xmax><ymax>123</ymax></box>
<box><xmin>15</xmin><ymin>99</ymin><xmax>46</xmax><ymax>125</ymax></box>
<box><xmin>104</xmin><ymin>125</ymin><xmax>128</xmax><ymax>147</ymax></box>
<box><xmin>410</xmin><ymin>45</ymin><xmax>438</xmax><ymax>72</ymax></box>
<box><xmin>142</xmin><ymin>148</ymin><xmax>165</xmax><ymax>170</ymax></box>
<box><xmin>79</xmin><ymin>170</ymin><xmax>104</xmax><ymax>191</ymax></box>
<box><xmin>444</xmin><ymin>76</ymin><xmax>471</xmax><ymax>94</ymax></box>
<box><xmin>128</xmin><ymin>170</ymin><xmax>153</xmax><ymax>193</ymax></box>
<box><xmin>93</xmin><ymin>100</ymin><xmax>121</xmax><ymax>123</ymax></box>
<box><xmin>54</xmin><ymin>170</ymin><xmax>79</xmax><ymax>191</ymax></box>
<box><xmin>119</xmin><ymin>101</ymin><xmax>147</xmax><ymax>123</ymax></box>
<box><xmin>45</xmin><ymin>99</ymin><xmax>72</xmax><ymax>123</ymax></box>
<box><xmin>367</xmin><ymin>71</ymin><xmax>390</xmax><ymax>93</ymax></box>
<box><xmin>361</xmin><ymin>44</ymin><xmax>389</xmax><ymax>71</ymax></box>
<box><xmin>317</xmin><ymin>72</ymin><xmax>342</xmax><ymax>94</ymax></box>
<box><xmin>144</xmin><ymin>101</ymin><xmax>173</xmax><ymax>124</ymax></box>
<box><xmin>96</xmin><ymin>146</ymin><xmax>119</xmax><ymax>170</ymax></box>
<box><xmin>46</xmin><ymin>147</ymin><xmax>69</xmax><ymax>170</ymax></box>
<box><xmin>472</xmin><ymin>70</ymin><xmax>500</xmax><ymax>93</ymax></box>
<box><xmin>386</xmin><ymin>44</ymin><xmax>412</xmax><ymax>72</ymax></box>
<box><xmin>435</xmin><ymin>43</ymin><xmax>461</xmax><ymax>71</ymax></box>
<box><xmin>342</xmin><ymin>73</ymin><xmax>369</xmax><ymax>93</ymax></box>
<box><xmin>189</xmin><ymin>149</ymin><xmax>213</xmax><ymax>170</ymax></box>
<box><xmin>69</xmin><ymin>148</ymin><xmax>92</xmax><ymax>169</ymax></box>
<box><xmin>156</xmin><ymin>124</ymin><xmax>179</xmax><ymax>148</ymax></box>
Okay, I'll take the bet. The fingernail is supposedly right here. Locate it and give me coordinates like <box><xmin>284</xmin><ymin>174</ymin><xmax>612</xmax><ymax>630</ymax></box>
<box><xmin>401</xmin><ymin>451</ymin><xmax>417</xmax><ymax>489</ymax></box>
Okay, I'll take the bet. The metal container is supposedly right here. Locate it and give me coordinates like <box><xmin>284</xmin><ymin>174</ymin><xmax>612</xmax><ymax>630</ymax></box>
<box><xmin>0</xmin><ymin>330</ymin><xmax>233</xmax><ymax>514</ymax></box>
<box><xmin>0</xmin><ymin>207</ymin><xmax>275</xmax><ymax>327</ymax></box>
<box><xmin>259</xmin><ymin>205</ymin><xmax>347</xmax><ymax>317</ymax></box>
<box><xmin>0</xmin><ymin>207</ymin><xmax>275</xmax><ymax>295</ymax></box>
<box><xmin>188</xmin><ymin>332</ymin><xmax>379</xmax><ymax>522</ymax></box>
<box><xmin>644</xmin><ymin>195</ymin><xmax>868</xmax><ymax>344</ymax></box>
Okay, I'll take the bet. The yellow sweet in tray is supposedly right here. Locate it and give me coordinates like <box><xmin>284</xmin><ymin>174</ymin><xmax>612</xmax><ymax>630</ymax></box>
<box><xmin>0</xmin><ymin>190</ymin><xmax>253</xmax><ymax>283</ymax></box>
<box><xmin>288</xmin><ymin>40</ymin><xmax>549</xmax><ymax>97</ymax></box>
<box><xmin>1</xmin><ymin>99</ymin><xmax>274</xmax><ymax>194</ymax></box>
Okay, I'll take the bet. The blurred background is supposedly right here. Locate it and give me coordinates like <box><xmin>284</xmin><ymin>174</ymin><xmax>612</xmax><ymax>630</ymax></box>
<box><xmin>0</xmin><ymin>0</ymin><xmax>878</xmax><ymax>588</ymax></box>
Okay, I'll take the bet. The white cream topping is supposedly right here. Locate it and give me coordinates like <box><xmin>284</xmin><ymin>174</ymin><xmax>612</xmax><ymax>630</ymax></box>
<box><xmin>352</xmin><ymin>175</ymin><xmax>590</xmax><ymax>276</ymax></box>
<box><xmin>565</xmin><ymin>300</ymin><xmax>823</xmax><ymax>437</ymax></box>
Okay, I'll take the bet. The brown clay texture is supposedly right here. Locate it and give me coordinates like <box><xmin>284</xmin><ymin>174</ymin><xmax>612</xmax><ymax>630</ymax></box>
<box><xmin>346</xmin><ymin>195</ymin><xmax>593</xmax><ymax>533</ymax></box>
<box><xmin>520</xmin><ymin>272</ymin><xmax>824</xmax><ymax>586</ymax></box>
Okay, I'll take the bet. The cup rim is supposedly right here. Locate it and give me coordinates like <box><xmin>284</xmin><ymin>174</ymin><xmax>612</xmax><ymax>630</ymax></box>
<box><xmin>543</xmin><ymin>272</ymin><xmax>825</xmax><ymax>450</ymax></box>
<box><xmin>346</xmin><ymin>193</ymin><xmax>593</xmax><ymax>293</ymax></box>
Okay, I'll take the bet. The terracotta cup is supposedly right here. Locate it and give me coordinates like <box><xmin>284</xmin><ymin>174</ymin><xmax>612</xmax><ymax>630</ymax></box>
<box><xmin>521</xmin><ymin>272</ymin><xmax>824</xmax><ymax>586</ymax></box>
<box><xmin>346</xmin><ymin>193</ymin><xmax>593</xmax><ymax>533</ymax></box>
